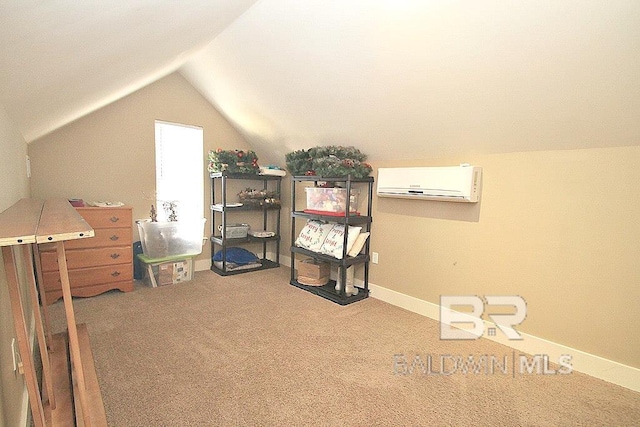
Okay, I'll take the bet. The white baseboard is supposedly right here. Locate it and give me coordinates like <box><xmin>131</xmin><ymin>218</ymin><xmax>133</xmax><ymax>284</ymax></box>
<box><xmin>368</xmin><ymin>282</ymin><xmax>640</xmax><ymax>393</ymax></box>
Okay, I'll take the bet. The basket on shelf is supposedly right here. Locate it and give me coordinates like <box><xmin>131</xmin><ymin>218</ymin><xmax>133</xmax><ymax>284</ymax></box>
<box><xmin>296</xmin><ymin>258</ymin><xmax>330</xmax><ymax>286</ymax></box>
<box><xmin>296</xmin><ymin>276</ymin><xmax>329</xmax><ymax>286</ymax></box>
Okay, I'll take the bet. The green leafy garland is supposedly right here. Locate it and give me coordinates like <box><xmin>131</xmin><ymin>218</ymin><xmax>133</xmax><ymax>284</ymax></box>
<box><xmin>208</xmin><ymin>149</ymin><xmax>260</xmax><ymax>175</ymax></box>
<box><xmin>285</xmin><ymin>145</ymin><xmax>372</xmax><ymax>178</ymax></box>
<box><xmin>284</xmin><ymin>149</ymin><xmax>313</xmax><ymax>176</ymax></box>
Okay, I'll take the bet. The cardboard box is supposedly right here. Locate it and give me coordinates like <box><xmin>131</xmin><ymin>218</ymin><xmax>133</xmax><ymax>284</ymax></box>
<box><xmin>172</xmin><ymin>260</ymin><xmax>191</xmax><ymax>283</ymax></box>
<box><xmin>158</xmin><ymin>263</ymin><xmax>173</xmax><ymax>286</ymax></box>
<box><xmin>297</xmin><ymin>258</ymin><xmax>330</xmax><ymax>279</ymax></box>
<box><xmin>154</xmin><ymin>260</ymin><xmax>192</xmax><ymax>286</ymax></box>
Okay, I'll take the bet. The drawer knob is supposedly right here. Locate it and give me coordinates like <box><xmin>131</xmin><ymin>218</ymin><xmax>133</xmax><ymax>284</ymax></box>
<box><xmin>110</xmin><ymin>235</ymin><xmax>119</xmax><ymax>241</ymax></box>
<box><xmin>110</xmin><ymin>253</ymin><xmax>120</xmax><ymax>259</ymax></box>
<box><xmin>111</xmin><ymin>271</ymin><xmax>121</xmax><ymax>277</ymax></box>
<box><xmin>110</xmin><ymin>216</ymin><xmax>120</xmax><ymax>223</ymax></box>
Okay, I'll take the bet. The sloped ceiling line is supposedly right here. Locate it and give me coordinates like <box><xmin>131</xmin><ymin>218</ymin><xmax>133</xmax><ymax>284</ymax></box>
<box><xmin>2</xmin><ymin>0</ymin><xmax>639</xmax><ymax>161</ymax></box>
<box><xmin>0</xmin><ymin>0</ymin><xmax>259</xmax><ymax>142</ymax></box>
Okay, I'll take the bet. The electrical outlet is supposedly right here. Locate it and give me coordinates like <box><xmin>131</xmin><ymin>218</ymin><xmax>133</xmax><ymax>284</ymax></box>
<box><xmin>11</xmin><ymin>338</ymin><xmax>19</xmax><ymax>372</ymax></box>
<box><xmin>371</xmin><ymin>252</ymin><xmax>379</xmax><ymax>264</ymax></box>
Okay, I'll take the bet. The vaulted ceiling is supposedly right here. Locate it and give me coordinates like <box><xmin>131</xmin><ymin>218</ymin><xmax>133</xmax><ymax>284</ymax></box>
<box><xmin>2</xmin><ymin>1</ymin><xmax>639</xmax><ymax>161</ymax></box>
<box><xmin>0</xmin><ymin>0</ymin><xmax>258</xmax><ymax>142</ymax></box>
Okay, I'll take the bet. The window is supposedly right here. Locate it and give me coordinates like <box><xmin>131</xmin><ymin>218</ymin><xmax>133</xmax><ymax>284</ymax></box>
<box><xmin>154</xmin><ymin>121</ymin><xmax>204</xmax><ymax>222</ymax></box>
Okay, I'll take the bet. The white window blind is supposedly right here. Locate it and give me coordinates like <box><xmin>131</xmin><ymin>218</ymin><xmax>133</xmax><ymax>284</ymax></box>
<box><xmin>155</xmin><ymin>121</ymin><xmax>204</xmax><ymax>222</ymax></box>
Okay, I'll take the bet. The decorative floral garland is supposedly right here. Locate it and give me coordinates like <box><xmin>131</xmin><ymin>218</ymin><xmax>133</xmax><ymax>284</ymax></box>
<box><xmin>238</xmin><ymin>188</ymin><xmax>280</xmax><ymax>207</ymax></box>
<box><xmin>208</xmin><ymin>149</ymin><xmax>260</xmax><ymax>174</ymax></box>
<box><xmin>285</xmin><ymin>145</ymin><xmax>372</xmax><ymax>178</ymax></box>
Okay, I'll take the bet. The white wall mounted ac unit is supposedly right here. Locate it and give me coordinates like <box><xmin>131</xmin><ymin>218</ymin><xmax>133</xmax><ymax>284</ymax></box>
<box><xmin>377</xmin><ymin>165</ymin><xmax>482</xmax><ymax>202</ymax></box>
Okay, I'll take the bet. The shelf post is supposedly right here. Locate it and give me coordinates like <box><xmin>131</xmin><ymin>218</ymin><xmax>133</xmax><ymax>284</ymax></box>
<box><xmin>290</xmin><ymin>177</ymin><xmax>297</xmax><ymax>283</ymax></box>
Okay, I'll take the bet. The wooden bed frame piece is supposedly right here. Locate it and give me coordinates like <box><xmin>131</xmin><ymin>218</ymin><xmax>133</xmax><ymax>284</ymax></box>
<box><xmin>0</xmin><ymin>198</ymin><xmax>107</xmax><ymax>427</ymax></box>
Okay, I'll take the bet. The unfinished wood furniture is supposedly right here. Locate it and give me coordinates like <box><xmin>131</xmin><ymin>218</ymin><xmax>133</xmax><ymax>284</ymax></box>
<box><xmin>39</xmin><ymin>206</ymin><xmax>134</xmax><ymax>304</ymax></box>
<box><xmin>0</xmin><ymin>198</ymin><xmax>107</xmax><ymax>426</ymax></box>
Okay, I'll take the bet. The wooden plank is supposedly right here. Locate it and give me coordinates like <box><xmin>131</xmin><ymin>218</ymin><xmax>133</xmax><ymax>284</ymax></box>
<box><xmin>55</xmin><ymin>241</ymin><xmax>92</xmax><ymax>427</ymax></box>
<box><xmin>0</xmin><ymin>198</ymin><xmax>43</xmax><ymax>246</ymax></box>
<box><xmin>36</xmin><ymin>200</ymin><xmax>96</xmax><ymax>426</ymax></box>
<box><xmin>72</xmin><ymin>324</ymin><xmax>108</xmax><ymax>427</ymax></box>
<box><xmin>0</xmin><ymin>198</ymin><xmax>105</xmax><ymax>426</ymax></box>
<box><xmin>32</xmin><ymin>243</ymin><xmax>54</xmax><ymax>345</ymax></box>
<box><xmin>44</xmin><ymin>332</ymin><xmax>74</xmax><ymax>427</ymax></box>
<box><xmin>36</xmin><ymin>199</ymin><xmax>94</xmax><ymax>244</ymax></box>
<box><xmin>22</xmin><ymin>244</ymin><xmax>56</xmax><ymax>410</ymax></box>
<box><xmin>2</xmin><ymin>246</ymin><xmax>46</xmax><ymax>427</ymax></box>
<box><xmin>1</xmin><ymin>199</ymin><xmax>106</xmax><ymax>426</ymax></box>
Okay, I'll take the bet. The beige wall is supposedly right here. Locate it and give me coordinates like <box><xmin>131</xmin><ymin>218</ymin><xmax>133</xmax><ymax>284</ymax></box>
<box><xmin>367</xmin><ymin>146</ymin><xmax>640</xmax><ymax>368</ymax></box>
<box><xmin>28</xmin><ymin>73</ymin><xmax>251</xmax><ymax>265</ymax></box>
<box><xmin>0</xmin><ymin>105</ymin><xmax>32</xmax><ymax>427</ymax></box>
<box><xmin>24</xmin><ymin>71</ymin><xmax>640</xmax><ymax>374</ymax></box>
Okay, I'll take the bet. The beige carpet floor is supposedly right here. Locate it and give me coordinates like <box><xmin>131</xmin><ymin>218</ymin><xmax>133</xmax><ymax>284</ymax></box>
<box><xmin>48</xmin><ymin>268</ymin><xmax>640</xmax><ymax>426</ymax></box>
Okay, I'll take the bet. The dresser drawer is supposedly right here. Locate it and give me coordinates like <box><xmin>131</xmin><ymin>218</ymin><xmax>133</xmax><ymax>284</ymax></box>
<box><xmin>40</xmin><ymin>246</ymin><xmax>133</xmax><ymax>271</ymax></box>
<box><xmin>42</xmin><ymin>264</ymin><xmax>133</xmax><ymax>291</ymax></box>
<box><xmin>39</xmin><ymin>227</ymin><xmax>132</xmax><ymax>251</ymax></box>
<box><xmin>76</xmin><ymin>207</ymin><xmax>132</xmax><ymax>229</ymax></box>
<box><xmin>39</xmin><ymin>205</ymin><xmax>134</xmax><ymax>304</ymax></box>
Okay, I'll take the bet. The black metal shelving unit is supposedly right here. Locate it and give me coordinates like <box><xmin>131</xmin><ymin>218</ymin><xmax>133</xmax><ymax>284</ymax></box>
<box><xmin>290</xmin><ymin>175</ymin><xmax>374</xmax><ymax>305</ymax></box>
<box><xmin>210</xmin><ymin>171</ymin><xmax>282</xmax><ymax>276</ymax></box>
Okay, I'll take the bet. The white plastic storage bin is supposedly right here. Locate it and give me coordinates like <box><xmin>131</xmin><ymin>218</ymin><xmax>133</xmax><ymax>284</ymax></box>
<box><xmin>217</xmin><ymin>223</ymin><xmax>250</xmax><ymax>239</ymax></box>
<box><xmin>137</xmin><ymin>218</ymin><xmax>206</xmax><ymax>259</ymax></box>
<box><xmin>304</xmin><ymin>187</ymin><xmax>359</xmax><ymax>214</ymax></box>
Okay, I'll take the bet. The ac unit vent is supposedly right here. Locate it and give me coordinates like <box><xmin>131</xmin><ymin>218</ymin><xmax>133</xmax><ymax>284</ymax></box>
<box><xmin>377</xmin><ymin>165</ymin><xmax>482</xmax><ymax>203</ymax></box>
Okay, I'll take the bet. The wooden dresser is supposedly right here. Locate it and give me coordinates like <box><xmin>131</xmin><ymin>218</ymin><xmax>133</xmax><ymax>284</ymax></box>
<box><xmin>39</xmin><ymin>206</ymin><xmax>134</xmax><ymax>304</ymax></box>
